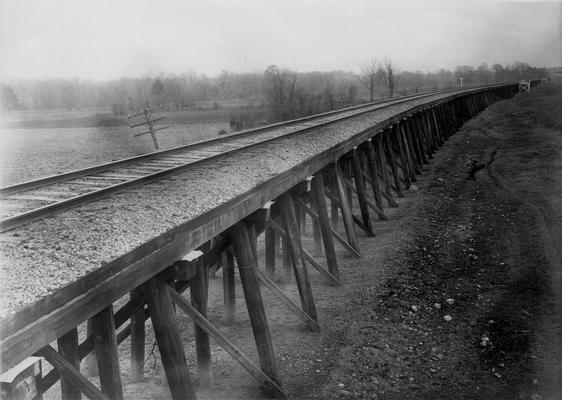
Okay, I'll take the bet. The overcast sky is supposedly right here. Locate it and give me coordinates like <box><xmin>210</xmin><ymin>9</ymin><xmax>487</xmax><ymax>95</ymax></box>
<box><xmin>0</xmin><ymin>0</ymin><xmax>560</xmax><ymax>80</ymax></box>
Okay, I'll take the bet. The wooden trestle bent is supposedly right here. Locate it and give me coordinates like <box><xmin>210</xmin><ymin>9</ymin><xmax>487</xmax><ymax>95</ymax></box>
<box><xmin>0</xmin><ymin>84</ymin><xmax>529</xmax><ymax>400</ymax></box>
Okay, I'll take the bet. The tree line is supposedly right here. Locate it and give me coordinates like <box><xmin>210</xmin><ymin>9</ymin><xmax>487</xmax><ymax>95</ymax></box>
<box><xmin>0</xmin><ymin>61</ymin><xmax>549</xmax><ymax>119</ymax></box>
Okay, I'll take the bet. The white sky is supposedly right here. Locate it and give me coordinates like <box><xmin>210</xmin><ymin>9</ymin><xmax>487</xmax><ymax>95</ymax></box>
<box><xmin>0</xmin><ymin>0</ymin><xmax>560</xmax><ymax>80</ymax></box>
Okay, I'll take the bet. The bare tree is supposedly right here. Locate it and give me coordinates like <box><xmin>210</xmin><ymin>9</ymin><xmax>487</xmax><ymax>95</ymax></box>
<box><xmin>360</xmin><ymin>59</ymin><xmax>378</xmax><ymax>102</ymax></box>
<box><xmin>376</xmin><ymin>57</ymin><xmax>399</xmax><ymax>99</ymax></box>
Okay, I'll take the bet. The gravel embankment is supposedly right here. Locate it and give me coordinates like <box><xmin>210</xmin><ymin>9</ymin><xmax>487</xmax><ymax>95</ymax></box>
<box><xmin>0</xmin><ymin>91</ymin><xmax>471</xmax><ymax>317</ymax></box>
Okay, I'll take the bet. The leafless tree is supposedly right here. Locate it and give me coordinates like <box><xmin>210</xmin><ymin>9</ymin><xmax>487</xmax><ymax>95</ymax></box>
<box><xmin>376</xmin><ymin>57</ymin><xmax>399</xmax><ymax>99</ymax></box>
<box><xmin>360</xmin><ymin>59</ymin><xmax>378</xmax><ymax>102</ymax></box>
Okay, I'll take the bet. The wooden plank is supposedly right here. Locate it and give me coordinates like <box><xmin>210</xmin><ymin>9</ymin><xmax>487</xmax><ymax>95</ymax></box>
<box><xmin>190</xmin><ymin>257</ymin><xmax>213</xmax><ymax>389</ymax></box>
<box><xmin>169</xmin><ymin>288</ymin><xmax>287</xmax><ymax>399</ymax></box>
<box><xmin>222</xmin><ymin>250</ymin><xmax>236</xmax><ymax>325</ymax></box>
<box><xmin>36</xmin><ymin>345</ymin><xmax>110</xmax><ymax>400</ymax></box>
<box><xmin>142</xmin><ymin>277</ymin><xmax>195</xmax><ymax>400</ymax></box>
<box><xmin>229</xmin><ymin>221</ymin><xmax>283</xmax><ymax>397</ymax></box>
<box><xmin>352</xmin><ymin>147</ymin><xmax>375</xmax><ymax>235</ymax></box>
<box><xmin>57</xmin><ymin>328</ymin><xmax>81</xmax><ymax>400</ymax></box>
<box><xmin>310</xmin><ymin>174</ymin><xmax>338</xmax><ymax>278</ymax></box>
<box><xmin>91</xmin><ymin>306</ymin><xmax>123</xmax><ymax>400</ymax></box>
<box><xmin>256</xmin><ymin>269</ymin><xmax>320</xmax><ymax>331</ymax></box>
<box><xmin>277</xmin><ymin>193</ymin><xmax>319</xmax><ymax>323</ymax></box>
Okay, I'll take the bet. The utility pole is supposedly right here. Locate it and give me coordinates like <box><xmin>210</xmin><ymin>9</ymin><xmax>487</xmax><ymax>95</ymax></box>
<box><xmin>129</xmin><ymin>109</ymin><xmax>169</xmax><ymax>150</ymax></box>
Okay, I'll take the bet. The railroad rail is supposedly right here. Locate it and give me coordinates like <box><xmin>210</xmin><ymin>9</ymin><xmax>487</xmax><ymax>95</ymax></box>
<box><xmin>0</xmin><ymin>81</ymin><xmax>544</xmax><ymax>400</ymax></box>
<box><xmin>1</xmin><ymin>90</ymin><xmax>459</xmax><ymax>232</ymax></box>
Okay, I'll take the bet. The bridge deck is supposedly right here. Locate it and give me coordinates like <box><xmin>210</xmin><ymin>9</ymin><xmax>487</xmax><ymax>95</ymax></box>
<box><xmin>0</xmin><ymin>87</ymin><xmax>510</xmax><ymax>374</ymax></box>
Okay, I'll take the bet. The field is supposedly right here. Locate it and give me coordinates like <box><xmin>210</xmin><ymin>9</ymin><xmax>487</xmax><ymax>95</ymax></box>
<box><xmin>0</xmin><ymin>109</ymin><xmax>232</xmax><ymax>186</ymax></box>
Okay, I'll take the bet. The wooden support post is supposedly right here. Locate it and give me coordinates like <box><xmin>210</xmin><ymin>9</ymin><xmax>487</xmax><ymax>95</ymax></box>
<box><xmin>364</xmin><ymin>139</ymin><xmax>385</xmax><ymax>216</ymax></box>
<box><xmin>268</xmin><ymin>218</ymin><xmax>340</xmax><ymax>287</ymax></box>
<box><xmin>190</xmin><ymin>256</ymin><xmax>212</xmax><ymax>389</ymax></box>
<box><xmin>393</xmin><ymin>124</ymin><xmax>411</xmax><ymax>188</ymax></box>
<box><xmin>248</xmin><ymin>223</ymin><xmax>258</xmax><ymax>263</ymax></box>
<box><xmin>404</xmin><ymin>119</ymin><xmax>422</xmax><ymax>174</ymax></box>
<box><xmin>351</xmin><ymin>147</ymin><xmax>375</xmax><ymax>236</ymax></box>
<box><xmin>334</xmin><ymin>161</ymin><xmax>361</xmax><ymax>252</ymax></box>
<box><xmin>413</xmin><ymin>115</ymin><xmax>429</xmax><ymax>164</ymax></box>
<box><xmin>398</xmin><ymin>122</ymin><xmax>417</xmax><ymax>180</ymax></box>
<box><xmin>310</xmin><ymin>194</ymin><xmax>323</xmax><ymax>257</ymax></box>
<box><xmin>343</xmin><ymin>160</ymin><xmax>354</xmax><ymax>210</ymax></box>
<box><xmin>223</xmin><ymin>249</ymin><xmax>236</xmax><ymax>325</ymax></box>
<box><xmin>130</xmin><ymin>288</ymin><xmax>145</xmax><ymax>383</ymax></box>
<box><xmin>169</xmin><ymin>289</ymin><xmax>287</xmax><ymax>399</ymax></box>
<box><xmin>374</xmin><ymin>135</ymin><xmax>398</xmax><ymax>207</ymax></box>
<box><xmin>265</xmin><ymin>221</ymin><xmax>276</xmax><ymax>279</ymax></box>
<box><xmin>36</xmin><ymin>345</ymin><xmax>110</xmax><ymax>400</ymax></box>
<box><xmin>383</xmin><ymin>130</ymin><xmax>404</xmax><ymax>198</ymax></box>
<box><xmin>281</xmin><ymin>231</ymin><xmax>292</xmax><ymax>283</ymax></box>
<box><xmin>90</xmin><ymin>306</ymin><xmax>123</xmax><ymax>400</ymax></box>
<box><xmin>278</xmin><ymin>192</ymin><xmax>319</xmax><ymax>322</ymax></box>
<box><xmin>431</xmin><ymin>108</ymin><xmax>444</xmax><ymax>146</ymax></box>
<box><xmin>311</xmin><ymin>173</ymin><xmax>339</xmax><ymax>279</ymax></box>
<box><xmin>142</xmin><ymin>277</ymin><xmax>196</xmax><ymax>400</ymax></box>
<box><xmin>299</xmin><ymin>199</ymin><xmax>307</xmax><ymax>236</ymax></box>
<box><xmin>84</xmin><ymin>321</ymin><xmax>98</xmax><ymax>378</ymax></box>
<box><xmin>57</xmin><ymin>328</ymin><xmax>82</xmax><ymax>400</ymax></box>
<box><xmin>230</xmin><ymin>221</ymin><xmax>283</xmax><ymax>397</ymax></box>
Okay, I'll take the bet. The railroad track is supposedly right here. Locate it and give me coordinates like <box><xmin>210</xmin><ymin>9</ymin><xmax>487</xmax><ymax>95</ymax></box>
<box><xmin>0</xmin><ymin>91</ymin><xmax>452</xmax><ymax>232</ymax></box>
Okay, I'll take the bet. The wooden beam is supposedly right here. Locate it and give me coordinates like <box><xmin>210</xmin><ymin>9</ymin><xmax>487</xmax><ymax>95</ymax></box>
<box><xmin>36</xmin><ymin>345</ymin><xmax>110</xmax><ymax>400</ymax></box>
<box><xmin>230</xmin><ymin>221</ymin><xmax>283</xmax><ymax>397</ymax></box>
<box><xmin>256</xmin><ymin>269</ymin><xmax>320</xmax><ymax>331</ymax></box>
<box><xmin>310</xmin><ymin>173</ymin><xmax>339</xmax><ymax>279</ymax></box>
<box><xmin>57</xmin><ymin>328</ymin><xmax>82</xmax><ymax>400</ymax></box>
<box><xmin>268</xmin><ymin>218</ymin><xmax>340</xmax><ymax>287</ymax></box>
<box><xmin>277</xmin><ymin>192</ymin><xmax>319</xmax><ymax>322</ymax></box>
<box><xmin>90</xmin><ymin>306</ymin><xmax>123</xmax><ymax>400</ymax></box>
<box><xmin>142</xmin><ymin>277</ymin><xmax>196</xmax><ymax>400</ymax></box>
<box><xmin>383</xmin><ymin>130</ymin><xmax>404</xmax><ymax>197</ymax></box>
<box><xmin>364</xmin><ymin>139</ymin><xmax>386</xmax><ymax>216</ymax></box>
<box><xmin>222</xmin><ymin>250</ymin><xmax>236</xmax><ymax>325</ymax></box>
<box><xmin>297</xmin><ymin>196</ymin><xmax>360</xmax><ymax>258</ymax></box>
<box><xmin>190</xmin><ymin>255</ymin><xmax>213</xmax><ymax>389</ymax></box>
<box><xmin>334</xmin><ymin>161</ymin><xmax>360</xmax><ymax>252</ymax></box>
<box><xmin>129</xmin><ymin>288</ymin><xmax>145</xmax><ymax>383</ymax></box>
<box><xmin>344</xmin><ymin>176</ymin><xmax>386</xmax><ymax>220</ymax></box>
<box><xmin>374</xmin><ymin>135</ymin><xmax>398</xmax><ymax>208</ymax></box>
<box><xmin>351</xmin><ymin>147</ymin><xmax>375</xmax><ymax>236</ymax></box>
<box><xmin>169</xmin><ymin>288</ymin><xmax>287</xmax><ymax>398</ymax></box>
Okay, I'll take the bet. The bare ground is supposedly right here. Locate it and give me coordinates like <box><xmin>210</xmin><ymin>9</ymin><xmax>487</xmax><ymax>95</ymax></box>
<box><xmin>43</xmin><ymin>82</ymin><xmax>561</xmax><ymax>399</ymax></box>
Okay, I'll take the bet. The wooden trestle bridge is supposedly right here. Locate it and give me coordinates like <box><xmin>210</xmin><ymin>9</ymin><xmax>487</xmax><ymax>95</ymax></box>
<box><xmin>0</xmin><ymin>81</ymin><xmax>542</xmax><ymax>399</ymax></box>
